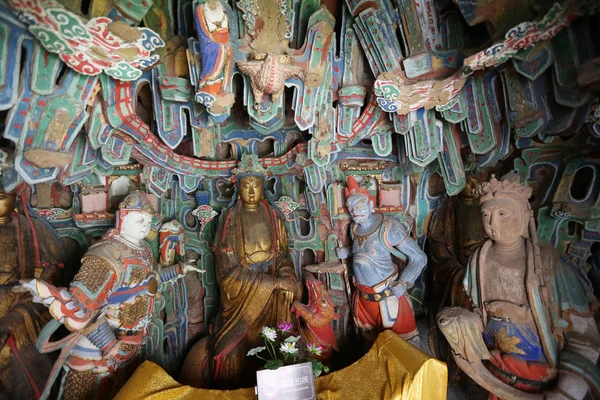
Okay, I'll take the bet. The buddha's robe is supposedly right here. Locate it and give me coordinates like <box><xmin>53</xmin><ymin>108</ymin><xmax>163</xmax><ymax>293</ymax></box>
<box><xmin>211</xmin><ymin>200</ymin><xmax>296</xmax><ymax>388</ymax></box>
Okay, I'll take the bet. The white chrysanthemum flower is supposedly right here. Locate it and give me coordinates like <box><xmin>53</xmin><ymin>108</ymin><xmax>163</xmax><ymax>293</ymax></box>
<box><xmin>261</xmin><ymin>327</ymin><xmax>277</xmax><ymax>342</ymax></box>
<box><xmin>279</xmin><ymin>342</ymin><xmax>298</xmax><ymax>355</ymax></box>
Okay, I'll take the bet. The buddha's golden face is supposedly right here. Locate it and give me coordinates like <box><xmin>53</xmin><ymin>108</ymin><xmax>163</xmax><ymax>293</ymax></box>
<box><xmin>0</xmin><ymin>193</ymin><xmax>15</xmax><ymax>218</ymax></box>
<box><xmin>239</xmin><ymin>176</ymin><xmax>264</xmax><ymax>206</ymax></box>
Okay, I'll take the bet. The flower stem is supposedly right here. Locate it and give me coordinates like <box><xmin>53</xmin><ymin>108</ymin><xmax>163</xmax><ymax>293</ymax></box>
<box><xmin>266</xmin><ymin>340</ymin><xmax>277</xmax><ymax>360</ymax></box>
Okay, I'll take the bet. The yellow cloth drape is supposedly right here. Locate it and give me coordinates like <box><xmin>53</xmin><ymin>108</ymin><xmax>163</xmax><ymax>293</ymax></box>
<box><xmin>115</xmin><ymin>330</ymin><xmax>447</xmax><ymax>400</ymax></box>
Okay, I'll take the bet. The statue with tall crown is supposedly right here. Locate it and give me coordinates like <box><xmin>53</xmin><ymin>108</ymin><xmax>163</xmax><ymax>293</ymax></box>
<box><xmin>437</xmin><ymin>173</ymin><xmax>600</xmax><ymax>399</ymax></box>
<box><xmin>181</xmin><ymin>154</ymin><xmax>300</xmax><ymax>389</ymax></box>
<box><xmin>336</xmin><ymin>176</ymin><xmax>427</xmax><ymax>346</ymax></box>
<box><xmin>15</xmin><ymin>191</ymin><xmax>199</xmax><ymax>400</ymax></box>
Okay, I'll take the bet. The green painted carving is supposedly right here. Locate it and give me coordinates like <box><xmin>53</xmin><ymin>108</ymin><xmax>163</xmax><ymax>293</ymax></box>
<box><xmin>372</xmin><ymin>131</ymin><xmax>393</xmax><ymax>157</ymax></box>
<box><xmin>438</xmin><ymin>122</ymin><xmax>466</xmax><ymax>196</ymax></box>
<box><xmin>397</xmin><ymin>0</ymin><xmax>425</xmax><ymax>56</ymax></box>
<box><xmin>536</xmin><ymin>205</ymin><xmax>559</xmax><ymax>245</ymax></box>
<box><xmin>144</xmin><ymin>0</ymin><xmax>175</xmax><ymax>40</ymax></box>
<box><xmin>296</xmin><ymin>0</ymin><xmax>319</xmax><ymax>43</ymax></box>
<box><xmin>466</xmin><ymin>76</ymin><xmax>497</xmax><ymax>154</ymax></box>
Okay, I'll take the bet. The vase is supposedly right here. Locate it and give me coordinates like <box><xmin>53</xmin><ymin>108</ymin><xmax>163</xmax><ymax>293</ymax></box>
<box><xmin>255</xmin><ymin>361</ymin><xmax>316</xmax><ymax>400</ymax></box>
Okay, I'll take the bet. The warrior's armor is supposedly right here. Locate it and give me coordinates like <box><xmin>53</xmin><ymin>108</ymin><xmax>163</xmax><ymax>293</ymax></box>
<box><xmin>351</xmin><ymin>216</ymin><xmax>426</xmax><ymax>340</ymax></box>
<box><xmin>25</xmin><ymin>234</ymin><xmax>185</xmax><ymax>399</ymax></box>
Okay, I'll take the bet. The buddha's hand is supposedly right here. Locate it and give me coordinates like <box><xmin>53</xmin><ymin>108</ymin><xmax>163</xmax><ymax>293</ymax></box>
<box><xmin>485</xmin><ymin>301</ymin><xmax>530</xmax><ymax>323</ymax></box>
<box><xmin>484</xmin><ymin>302</ymin><xmax>505</xmax><ymax>317</ymax></box>
<box><xmin>336</xmin><ymin>247</ymin><xmax>349</xmax><ymax>260</ymax></box>
<box><xmin>278</xmin><ymin>276</ymin><xmax>298</xmax><ymax>294</ymax></box>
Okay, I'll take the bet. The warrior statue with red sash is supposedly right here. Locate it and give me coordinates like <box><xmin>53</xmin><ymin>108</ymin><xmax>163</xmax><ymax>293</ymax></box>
<box><xmin>336</xmin><ymin>177</ymin><xmax>427</xmax><ymax>345</ymax></box>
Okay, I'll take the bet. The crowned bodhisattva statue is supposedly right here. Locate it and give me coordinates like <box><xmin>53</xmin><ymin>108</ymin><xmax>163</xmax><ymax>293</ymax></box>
<box><xmin>437</xmin><ymin>173</ymin><xmax>600</xmax><ymax>399</ymax></box>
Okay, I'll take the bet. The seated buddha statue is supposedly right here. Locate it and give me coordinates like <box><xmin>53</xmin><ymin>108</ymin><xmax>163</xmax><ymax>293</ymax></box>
<box><xmin>0</xmin><ymin>190</ymin><xmax>64</xmax><ymax>399</ymax></box>
<box><xmin>437</xmin><ymin>173</ymin><xmax>600</xmax><ymax>399</ymax></box>
<box><xmin>182</xmin><ymin>154</ymin><xmax>300</xmax><ymax>389</ymax></box>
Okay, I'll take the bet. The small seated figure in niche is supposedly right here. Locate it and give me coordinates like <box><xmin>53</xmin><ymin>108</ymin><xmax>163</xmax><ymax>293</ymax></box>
<box><xmin>437</xmin><ymin>173</ymin><xmax>600</xmax><ymax>399</ymax></box>
<box><xmin>181</xmin><ymin>154</ymin><xmax>300</xmax><ymax>389</ymax></box>
<box><xmin>15</xmin><ymin>191</ymin><xmax>199</xmax><ymax>400</ymax></box>
<box><xmin>336</xmin><ymin>177</ymin><xmax>427</xmax><ymax>346</ymax></box>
